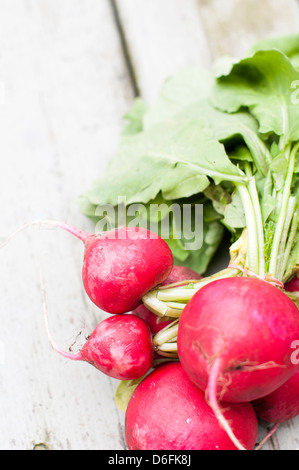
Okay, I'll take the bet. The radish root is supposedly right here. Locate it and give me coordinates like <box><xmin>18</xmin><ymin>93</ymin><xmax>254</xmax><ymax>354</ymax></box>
<box><xmin>255</xmin><ymin>423</ymin><xmax>280</xmax><ymax>450</ymax></box>
<box><xmin>0</xmin><ymin>219</ymin><xmax>89</xmax><ymax>249</ymax></box>
<box><xmin>207</xmin><ymin>358</ymin><xmax>247</xmax><ymax>451</ymax></box>
<box><xmin>39</xmin><ymin>264</ymin><xmax>82</xmax><ymax>362</ymax></box>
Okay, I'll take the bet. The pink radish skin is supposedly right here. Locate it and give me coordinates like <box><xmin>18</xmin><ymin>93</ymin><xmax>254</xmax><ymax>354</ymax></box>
<box><xmin>177</xmin><ymin>277</ymin><xmax>299</xmax><ymax>403</ymax></box>
<box><xmin>285</xmin><ymin>275</ymin><xmax>299</xmax><ymax>293</ymax></box>
<box><xmin>162</xmin><ymin>265</ymin><xmax>202</xmax><ymax>286</ymax></box>
<box><xmin>177</xmin><ymin>277</ymin><xmax>299</xmax><ymax>448</ymax></box>
<box><xmin>125</xmin><ymin>362</ymin><xmax>258</xmax><ymax>450</ymax></box>
<box><xmin>82</xmin><ymin>226</ymin><xmax>173</xmax><ymax>314</ymax></box>
<box><xmin>1</xmin><ymin>221</ymin><xmax>173</xmax><ymax>314</ymax></box>
<box><xmin>132</xmin><ymin>304</ymin><xmax>172</xmax><ymax>335</ymax></box>
<box><xmin>252</xmin><ymin>369</ymin><xmax>299</xmax><ymax>423</ymax></box>
<box><xmin>133</xmin><ymin>265</ymin><xmax>202</xmax><ymax>334</ymax></box>
<box><xmin>48</xmin><ymin>314</ymin><xmax>154</xmax><ymax>380</ymax></box>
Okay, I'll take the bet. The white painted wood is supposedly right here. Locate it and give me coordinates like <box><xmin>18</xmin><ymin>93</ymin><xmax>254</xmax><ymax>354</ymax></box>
<box><xmin>198</xmin><ymin>0</ymin><xmax>299</xmax><ymax>60</ymax></box>
<box><xmin>275</xmin><ymin>416</ymin><xmax>299</xmax><ymax>450</ymax></box>
<box><xmin>0</xmin><ymin>0</ymin><xmax>134</xmax><ymax>450</ymax></box>
<box><xmin>115</xmin><ymin>0</ymin><xmax>212</xmax><ymax>104</ymax></box>
<box><xmin>1</xmin><ymin>0</ymin><xmax>299</xmax><ymax>451</ymax></box>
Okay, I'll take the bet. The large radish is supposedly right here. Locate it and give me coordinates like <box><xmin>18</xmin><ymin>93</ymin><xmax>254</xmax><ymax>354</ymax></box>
<box><xmin>252</xmin><ymin>368</ymin><xmax>299</xmax><ymax>423</ymax></box>
<box><xmin>177</xmin><ymin>276</ymin><xmax>299</xmax><ymax>449</ymax></box>
<box><xmin>125</xmin><ymin>362</ymin><xmax>258</xmax><ymax>450</ymax></box>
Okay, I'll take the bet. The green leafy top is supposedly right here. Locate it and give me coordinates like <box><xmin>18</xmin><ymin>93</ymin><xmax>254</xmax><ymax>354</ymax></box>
<box><xmin>80</xmin><ymin>34</ymin><xmax>299</xmax><ymax>283</ymax></box>
<box><xmin>212</xmin><ymin>49</ymin><xmax>299</xmax><ymax>145</ymax></box>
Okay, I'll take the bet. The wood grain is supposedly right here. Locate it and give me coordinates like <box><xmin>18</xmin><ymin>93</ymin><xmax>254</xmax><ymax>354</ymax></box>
<box><xmin>1</xmin><ymin>0</ymin><xmax>299</xmax><ymax>450</ymax></box>
<box><xmin>198</xmin><ymin>0</ymin><xmax>299</xmax><ymax>60</ymax></box>
<box><xmin>0</xmin><ymin>0</ymin><xmax>133</xmax><ymax>450</ymax></box>
<box><xmin>115</xmin><ymin>0</ymin><xmax>211</xmax><ymax>104</ymax></box>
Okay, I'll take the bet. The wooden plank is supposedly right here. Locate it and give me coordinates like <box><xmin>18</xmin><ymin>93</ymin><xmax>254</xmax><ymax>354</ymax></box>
<box><xmin>0</xmin><ymin>0</ymin><xmax>134</xmax><ymax>450</ymax></box>
<box><xmin>116</xmin><ymin>0</ymin><xmax>299</xmax><ymax>105</ymax></box>
<box><xmin>115</xmin><ymin>0</ymin><xmax>211</xmax><ymax>104</ymax></box>
<box><xmin>198</xmin><ymin>0</ymin><xmax>299</xmax><ymax>60</ymax></box>
<box><xmin>275</xmin><ymin>417</ymin><xmax>299</xmax><ymax>450</ymax></box>
<box><xmin>1</xmin><ymin>0</ymin><xmax>298</xmax><ymax>451</ymax></box>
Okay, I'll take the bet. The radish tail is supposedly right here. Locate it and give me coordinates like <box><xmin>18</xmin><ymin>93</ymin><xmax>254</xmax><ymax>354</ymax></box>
<box><xmin>39</xmin><ymin>264</ymin><xmax>82</xmax><ymax>362</ymax></box>
<box><xmin>255</xmin><ymin>423</ymin><xmax>280</xmax><ymax>450</ymax></box>
<box><xmin>207</xmin><ymin>358</ymin><xmax>247</xmax><ymax>451</ymax></box>
<box><xmin>0</xmin><ymin>219</ymin><xmax>90</xmax><ymax>249</ymax></box>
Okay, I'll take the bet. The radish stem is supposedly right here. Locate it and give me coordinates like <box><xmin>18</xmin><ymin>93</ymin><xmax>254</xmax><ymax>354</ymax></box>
<box><xmin>247</xmin><ymin>174</ymin><xmax>265</xmax><ymax>278</ymax></box>
<box><xmin>155</xmin><ymin>268</ymin><xmax>239</xmax><ymax>302</ymax></box>
<box><xmin>153</xmin><ymin>321</ymin><xmax>179</xmax><ymax>346</ymax></box>
<box><xmin>235</xmin><ymin>183</ymin><xmax>259</xmax><ymax>275</ymax></box>
<box><xmin>276</xmin><ymin>197</ymin><xmax>297</xmax><ymax>280</ymax></box>
<box><xmin>157</xmin><ymin>343</ymin><xmax>178</xmax><ymax>353</ymax></box>
<box><xmin>269</xmin><ymin>143</ymin><xmax>298</xmax><ymax>278</ymax></box>
<box><xmin>281</xmin><ymin>209</ymin><xmax>299</xmax><ymax>282</ymax></box>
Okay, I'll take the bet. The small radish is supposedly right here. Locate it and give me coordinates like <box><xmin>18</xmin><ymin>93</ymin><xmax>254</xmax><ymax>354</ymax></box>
<box><xmin>177</xmin><ymin>277</ymin><xmax>299</xmax><ymax>449</ymax></box>
<box><xmin>1</xmin><ymin>220</ymin><xmax>173</xmax><ymax>314</ymax></box>
<box><xmin>133</xmin><ymin>265</ymin><xmax>202</xmax><ymax>334</ymax></box>
<box><xmin>39</xmin><ymin>263</ymin><xmax>154</xmax><ymax>380</ymax></box>
<box><xmin>46</xmin><ymin>312</ymin><xmax>154</xmax><ymax>380</ymax></box>
<box><xmin>125</xmin><ymin>362</ymin><xmax>258</xmax><ymax>450</ymax></box>
<box><xmin>285</xmin><ymin>274</ymin><xmax>299</xmax><ymax>293</ymax></box>
<box><xmin>252</xmin><ymin>369</ymin><xmax>299</xmax><ymax>423</ymax></box>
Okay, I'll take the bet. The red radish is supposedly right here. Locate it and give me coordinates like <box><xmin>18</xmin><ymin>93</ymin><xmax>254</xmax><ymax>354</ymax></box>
<box><xmin>132</xmin><ymin>304</ymin><xmax>172</xmax><ymax>335</ymax></box>
<box><xmin>177</xmin><ymin>277</ymin><xmax>299</xmax><ymax>449</ymax></box>
<box><xmin>82</xmin><ymin>226</ymin><xmax>173</xmax><ymax>313</ymax></box>
<box><xmin>178</xmin><ymin>277</ymin><xmax>299</xmax><ymax>401</ymax></box>
<box><xmin>125</xmin><ymin>362</ymin><xmax>258</xmax><ymax>450</ymax></box>
<box><xmin>46</xmin><ymin>313</ymin><xmax>154</xmax><ymax>380</ymax></box>
<box><xmin>161</xmin><ymin>265</ymin><xmax>202</xmax><ymax>285</ymax></box>
<box><xmin>1</xmin><ymin>220</ymin><xmax>173</xmax><ymax>314</ymax></box>
<box><xmin>252</xmin><ymin>369</ymin><xmax>299</xmax><ymax>423</ymax></box>
<box><xmin>133</xmin><ymin>265</ymin><xmax>202</xmax><ymax>334</ymax></box>
<box><xmin>285</xmin><ymin>274</ymin><xmax>299</xmax><ymax>293</ymax></box>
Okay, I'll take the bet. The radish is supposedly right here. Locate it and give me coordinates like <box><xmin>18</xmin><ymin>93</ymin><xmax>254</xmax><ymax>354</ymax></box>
<box><xmin>252</xmin><ymin>369</ymin><xmax>299</xmax><ymax>423</ymax></box>
<box><xmin>133</xmin><ymin>265</ymin><xmax>202</xmax><ymax>334</ymax></box>
<box><xmin>125</xmin><ymin>362</ymin><xmax>258</xmax><ymax>450</ymax></box>
<box><xmin>132</xmin><ymin>304</ymin><xmax>173</xmax><ymax>335</ymax></box>
<box><xmin>0</xmin><ymin>220</ymin><xmax>173</xmax><ymax>314</ymax></box>
<box><xmin>45</xmin><ymin>312</ymin><xmax>154</xmax><ymax>380</ymax></box>
<box><xmin>40</xmin><ymin>260</ymin><xmax>153</xmax><ymax>380</ymax></box>
<box><xmin>161</xmin><ymin>265</ymin><xmax>203</xmax><ymax>286</ymax></box>
<box><xmin>285</xmin><ymin>274</ymin><xmax>299</xmax><ymax>293</ymax></box>
<box><xmin>177</xmin><ymin>276</ymin><xmax>299</xmax><ymax>449</ymax></box>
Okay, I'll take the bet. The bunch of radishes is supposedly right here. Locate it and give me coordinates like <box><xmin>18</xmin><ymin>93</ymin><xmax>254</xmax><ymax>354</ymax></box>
<box><xmin>2</xmin><ymin>219</ymin><xmax>299</xmax><ymax>451</ymax></box>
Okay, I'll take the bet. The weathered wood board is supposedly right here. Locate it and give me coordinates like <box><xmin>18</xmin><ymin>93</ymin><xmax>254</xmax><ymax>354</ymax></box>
<box><xmin>0</xmin><ymin>0</ymin><xmax>299</xmax><ymax>450</ymax></box>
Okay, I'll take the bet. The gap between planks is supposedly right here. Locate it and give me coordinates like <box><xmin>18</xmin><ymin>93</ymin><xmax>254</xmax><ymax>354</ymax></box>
<box><xmin>109</xmin><ymin>0</ymin><xmax>140</xmax><ymax>97</ymax></box>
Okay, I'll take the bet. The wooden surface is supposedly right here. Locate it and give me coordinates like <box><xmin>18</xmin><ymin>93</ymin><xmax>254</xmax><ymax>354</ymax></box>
<box><xmin>0</xmin><ymin>0</ymin><xmax>299</xmax><ymax>451</ymax></box>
